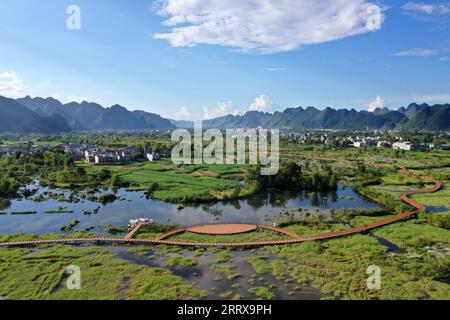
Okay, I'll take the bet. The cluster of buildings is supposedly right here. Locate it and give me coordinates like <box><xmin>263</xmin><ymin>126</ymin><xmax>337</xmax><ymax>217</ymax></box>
<box><xmin>0</xmin><ymin>144</ymin><xmax>16</xmax><ymax>157</ymax></box>
<box><xmin>0</xmin><ymin>144</ymin><xmax>52</xmax><ymax>157</ymax></box>
<box><xmin>282</xmin><ymin>130</ymin><xmax>450</xmax><ymax>151</ymax></box>
<box><xmin>352</xmin><ymin>137</ymin><xmax>379</xmax><ymax>148</ymax></box>
<box><xmin>83</xmin><ymin>149</ymin><xmax>132</xmax><ymax>165</ymax></box>
<box><xmin>349</xmin><ymin>138</ymin><xmax>450</xmax><ymax>151</ymax></box>
<box><xmin>392</xmin><ymin>141</ymin><xmax>420</xmax><ymax>151</ymax></box>
<box><xmin>346</xmin><ymin>137</ymin><xmax>449</xmax><ymax>151</ymax></box>
<box><xmin>349</xmin><ymin>137</ymin><xmax>427</xmax><ymax>150</ymax></box>
<box><xmin>0</xmin><ymin>141</ymin><xmax>172</xmax><ymax>164</ymax></box>
<box><xmin>283</xmin><ymin>132</ymin><xmax>334</xmax><ymax>145</ymax></box>
<box><xmin>63</xmin><ymin>143</ymin><xmax>170</xmax><ymax>164</ymax></box>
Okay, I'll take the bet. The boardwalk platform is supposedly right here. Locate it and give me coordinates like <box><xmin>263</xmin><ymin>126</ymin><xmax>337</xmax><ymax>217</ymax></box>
<box><xmin>187</xmin><ymin>224</ymin><xmax>257</xmax><ymax>235</ymax></box>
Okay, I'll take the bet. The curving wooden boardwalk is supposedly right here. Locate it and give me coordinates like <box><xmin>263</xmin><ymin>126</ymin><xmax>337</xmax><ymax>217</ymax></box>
<box><xmin>0</xmin><ymin>175</ymin><xmax>442</xmax><ymax>248</ymax></box>
<box><xmin>124</xmin><ymin>223</ymin><xmax>145</xmax><ymax>240</ymax></box>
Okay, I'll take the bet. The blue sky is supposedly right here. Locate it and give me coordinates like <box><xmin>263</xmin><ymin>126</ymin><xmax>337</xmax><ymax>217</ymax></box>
<box><xmin>0</xmin><ymin>0</ymin><xmax>449</xmax><ymax>119</ymax></box>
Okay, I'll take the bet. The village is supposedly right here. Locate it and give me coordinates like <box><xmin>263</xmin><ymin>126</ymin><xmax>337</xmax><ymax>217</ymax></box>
<box><xmin>281</xmin><ymin>129</ymin><xmax>450</xmax><ymax>151</ymax></box>
<box><xmin>1</xmin><ymin>130</ymin><xmax>449</xmax><ymax>164</ymax></box>
<box><xmin>0</xmin><ymin>141</ymin><xmax>171</xmax><ymax>165</ymax></box>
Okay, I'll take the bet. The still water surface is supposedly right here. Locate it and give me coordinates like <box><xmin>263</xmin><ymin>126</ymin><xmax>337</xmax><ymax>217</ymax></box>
<box><xmin>0</xmin><ymin>180</ymin><xmax>380</xmax><ymax>234</ymax></box>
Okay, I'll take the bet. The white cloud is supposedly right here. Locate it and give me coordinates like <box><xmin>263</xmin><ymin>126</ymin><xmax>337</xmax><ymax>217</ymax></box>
<box><xmin>50</xmin><ymin>93</ymin><xmax>60</xmax><ymax>99</ymax></box>
<box><xmin>203</xmin><ymin>101</ymin><xmax>240</xmax><ymax>119</ymax></box>
<box><xmin>394</xmin><ymin>48</ymin><xmax>440</xmax><ymax>57</ymax></box>
<box><xmin>401</xmin><ymin>2</ymin><xmax>450</xmax><ymax>16</ymax></box>
<box><xmin>173</xmin><ymin>106</ymin><xmax>200</xmax><ymax>121</ymax></box>
<box><xmin>36</xmin><ymin>80</ymin><xmax>51</xmax><ymax>89</ymax></box>
<box><xmin>174</xmin><ymin>103</ymin><xmax>239</xmax><ymax>121</ymax></box>
<box><xmin>402</xmin><ymin>3</ymin><xmax>436</xmax><ymax>15</ymax></box>
<box><xmin>0</xmin><ymin>71</ymin><xmax>54</xmax><ymax>99</ymax></box>
<box><xmin>0</xmin><ymin>71</ymin><xmax>28</xmax><ymax>98</ymax></box>
<box><xmin>368</xmin><ymin>96</ymin><xmax>385</xmax><ymax>112</ymax></box>
<box><xmin>0</xmin><ymin>71</ymin><xmax>95</xmax><ymax>105</ymax></box>
<box><xmin>174</xmin><ymin>106</ymin><xmax>193</xmax><ymax>120</ymax></box>
<box><xmin>249</xmin><ymin>95</ymin><xmax>273</xmax><ymax>112</ymax></box>
<box><xmin>439</xmin><ymin>56</ymin><xmax>449</xmax><ymax>61</ymax></box>
<box><xmin>264</xmin><ymin>67</ymin><xmax>287</xmax><ymax>72</ymax></box>
<box><xmin>153</xmin><ymin>0</ymin><xmax>384</xmax><ymax>54</ymax></box>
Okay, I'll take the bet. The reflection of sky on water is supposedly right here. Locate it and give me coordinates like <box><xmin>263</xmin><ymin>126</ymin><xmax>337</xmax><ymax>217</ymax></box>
<box><xmin>0</xmin><ymin>183</ymin><xmax>380</xmax><ymax>235</ymax></box>
<box><xmin>427</xmin><ymin>206</ymin><xmax>449</xmax><ymax>213</ymax></box>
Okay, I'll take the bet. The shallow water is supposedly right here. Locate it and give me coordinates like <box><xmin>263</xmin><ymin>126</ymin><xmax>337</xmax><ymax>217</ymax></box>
<box><xmin>427</xmin><ymin>206</ymin><xmax>449</xmax><ymax>213</ymax></box>
<box><xmin>0</xmin><ymin>181</ymin><xmax>380</xmax><ymax>235</ymax></box>
<box><xmin>334</xmin><ymin>216</ymin><xmax>403</xmax><ymax>253</ymax></box>
<box><xmin>107</xmin><ymin>247</ymin><xmax>325</xmax><ymax>300</ymax></box>
<box><xmin>369</xmin><ymin>234</ymin><xmax>404</xmax><ymax>253</ymax></box>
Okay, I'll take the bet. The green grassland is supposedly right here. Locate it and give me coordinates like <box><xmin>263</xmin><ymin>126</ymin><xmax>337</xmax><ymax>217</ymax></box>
<box><xmin>167</xmin><ymin>229</ymin><xmax>291</xmax><ymax>243</ymax></box>
<box><xmin>1</xmin><ymin>212</ymin><xmax>449</xmax><ymax>300</ymax></box>
<box><xmin>372</xmin><ymin>220</ymin><xmax>450</xmax><ymax>250</ymax></box>
<box><xmin>281</xmin><ymin>145</ymin><xmax>450</xmax><ymax>171</ymax></box>
<box><xmin>284</xmin><ymin>222</ymin><xmax>348</xmax><ymax>237</ymax></box>
<box><xmin>265</xmin><ymin>233</ymin><xmax>450</xmax><ymax>299</ymax></box>
<box><xmin>78</xmin><ymin>161</ymin><xmax>251</xmax><ymax>203</ymax></box>
<box><xmin>362</xmin><ymin>182</ymin><xmax>450</xmax><ymax>229</ymax></box>
<box><xmin>138</xmin><ymin>218</ymin><xmax>450</xmax><ymax>300</ymax></box>
<box><xmin>413</xmin><ymin>187</ymin><xmax>450</xmax><ymax>209</ymax></box>
<box><xmin>0</xmin><ymin>240</ymin><xmax>204</xmax><ymax>300</ymax></box>
<box><xmin>166</xmin><ymin>255</ymin><xmax>198</xmax><ymax>267</ymax></box>
<box><xmin>1</xmin><ymin>136</ymin><xmax>449</xmax><ymax>300</ymax></box>
<box><xmin>280</xmin><ymin>143</ymin><xmax>449</xmax><ymax>212</ymax></box>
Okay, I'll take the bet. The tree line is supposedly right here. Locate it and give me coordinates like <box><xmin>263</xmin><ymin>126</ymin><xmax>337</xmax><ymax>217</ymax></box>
<box><xmin>0</xmin><ymin>149</ymin><xmax>117</xmax><ymax>199</ymax></box>
<box><xmin>247</xmin><ymin>161</ymin><xmax>338</xmax><ymax>191</ymax></box>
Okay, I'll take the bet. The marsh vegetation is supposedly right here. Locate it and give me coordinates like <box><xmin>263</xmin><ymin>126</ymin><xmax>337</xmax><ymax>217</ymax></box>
<box><xmin>0</xmin><ymin>133</ymin><xmax>449</xmax><ymax>300</ymax></box>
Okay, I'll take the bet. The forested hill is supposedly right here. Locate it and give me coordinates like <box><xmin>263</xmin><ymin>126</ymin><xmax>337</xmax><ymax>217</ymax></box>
<box><xmin>0</xmin><ymin>94</ymin><xmax>449</xmax><ymax>133</ymax></box>
<box><xmin>14</xmin><ymin>96</ymin><xmax>175</xmax><ymax>131</ymax></box>
<box><xmin>0</xmin><ymin>96</ymin><xmax>71</xmax><ymax>134</ymax></box>
<box><xmin>200</xmin><ymin>103</ymin><xmax>449</xmax><ymax>130</ymax></box>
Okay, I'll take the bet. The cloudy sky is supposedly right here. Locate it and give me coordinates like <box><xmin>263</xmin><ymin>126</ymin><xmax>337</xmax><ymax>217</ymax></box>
<box><xmin>0</xmin><ymin>0</ymin><xmax>449</xmax><ymax>119</ymax></box>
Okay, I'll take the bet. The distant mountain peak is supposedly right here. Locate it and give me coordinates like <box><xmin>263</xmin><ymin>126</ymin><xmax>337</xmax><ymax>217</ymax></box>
<box><xmin>0</xmin><ymin>95</ymin><xmax>70</xmax><ymax>133</ymax></box>
<box><xmin>373</xmin><ymin>107</ymin><xmax>391</xmax><ymax>116</ymax></box>
<box><xmin>407</xmin><ymin>102</ymin><xmax>429</xmax><ymax>109</ymax></box>
<box><xmin>109</xmin><ymin>104</ymin><xmax>128</xmax><ymax>111</ymax></box>
<box><xmin>2</xmin><ymin>94</ymin><xmax>448</xmax><ymax>132</ymax></box>
<box><xmin>10</xmin><ymin>95</ymin><xmax>175</xmax><ymax>131</ymax></box>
